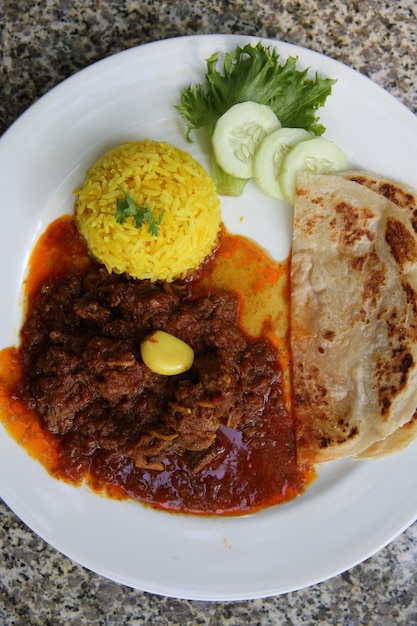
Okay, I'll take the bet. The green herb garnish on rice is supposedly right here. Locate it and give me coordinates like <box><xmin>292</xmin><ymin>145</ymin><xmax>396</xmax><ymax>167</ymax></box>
<box><xmin>74</xmin><ymin>140</ymin><xmax>222</xmax><ymax>282</ymax></box>
<box><xmin>115</xmin><ymin>186</ymin><xmax>165</xmax><ymax>236</ymax></box>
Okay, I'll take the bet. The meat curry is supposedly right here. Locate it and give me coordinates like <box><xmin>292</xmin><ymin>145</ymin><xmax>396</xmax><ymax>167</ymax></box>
<box><xmin>0</xmin><ymin>216</ymin><xmax>314</xmax><ymax>515</ymax></box>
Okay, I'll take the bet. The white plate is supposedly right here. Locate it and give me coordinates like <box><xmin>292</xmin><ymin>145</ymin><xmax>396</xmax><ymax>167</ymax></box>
<box><xmin>1</xmin><ymin>34</ymin><xmax>417</xmax><ymax>602</ymax></box>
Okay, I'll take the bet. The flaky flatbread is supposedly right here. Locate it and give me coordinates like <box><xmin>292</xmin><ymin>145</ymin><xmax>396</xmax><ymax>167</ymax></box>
<box><xmin>343</xmin><ymin>171</ymin><xmax>417</xmax><ymax>233</ymax></box>
<box><xmin>291</xmin><ymin>172</ymin><xmax>417</xmax><ymax>463</ymax></box>
<box><xmin>355</xmin><ymin>410</ymin><xmax>417</xmax><ymax>459</ymax></box>
<box><xmin>342</xmin><ymin>172</ymin><xmax>417</xmax><ymax>459</ymax></box>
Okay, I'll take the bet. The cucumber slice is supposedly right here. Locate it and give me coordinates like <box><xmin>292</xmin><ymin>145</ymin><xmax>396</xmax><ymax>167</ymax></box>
<box><xmin>279</xmin><ymin>137</ymin><xmax>348</xmax><ymax>202</ymax></box>
<box><xmin>210</xmin><ymin>155</ymin><xmax>249</xmax><ymax>196</ymax></box>
<box><xmin>253</xmin><ymin>127</ymin><xmax>313</xmax><ymax>199</ymax></box>
<box><xmin>212</xmin><ymin>101</ymin><xmax>281</xmax><ymax>179</ymax></box>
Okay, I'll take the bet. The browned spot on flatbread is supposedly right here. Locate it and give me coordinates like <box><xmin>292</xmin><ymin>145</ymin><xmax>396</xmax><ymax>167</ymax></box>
<box><xmin>295</xmin><ymin>187</ymin><xmax>309</xmax><ymax>198</ymax></box>
<box><xmin>345</xmin><ymin>172</ymin><xmax>417</xmax><ymax>233</ymax></box>
<box><xmin>363</xmin><ymin>268</ymin><xmax>386</xmax><ymax>307</ymax></box>
<box><xmin>351</xmin><ymin>255</ymin><xmax>367</xmax><ymax>272</ymax></box>
<box><xmin>318</xmin><ymin>423</ymin><xmax>359</xmax><ymax>450</ymax></box>
<box><xmin>347</xmin><ymin>174</ymin><xmax>373</xmax><ymax>186</ymax></box>
<box><xmin>376</xmin><ymin>350</ymin><xmax>414</xmax><ymax>417</ymax></box>
<box><xmin>351</xmin><ymin>250</ymin><xmax>388</xmax><ymax>312</ymax></box>
<box><xmin>335</xmin><ymin>201</ymin><xmax>376</xmax><ymax>247</ymax></box>
<box><xmin>311</xmin><ymin>196</ymin><xmax>325</xmax><ymax>205</ymax></box>
<box><xmin>379</xmin><ymin>182</ymin><xmax>415</xmax><ymax>211</ymax></box>
<box><xmin>303</xmin><ymin>212</ymin><xmax>324</xmax><ymax>236</ymax></box>
<box><xmin>385</xmin><ymin>216</ymin><xmax>417</xmax><ymax>267</ymax></box>
<box><xmin>403</xmin><ymin>281</ymin><xmax>417</xmax><ymax>318</ymax></box>
<box><xmin>347</xmin><ymin>174</ymin><xmax>414</xmax><ymax>208</ymax></box>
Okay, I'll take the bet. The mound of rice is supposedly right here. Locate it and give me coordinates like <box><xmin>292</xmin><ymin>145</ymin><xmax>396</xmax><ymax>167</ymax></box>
<box><xmin>75</xmin><ymin>140</ymin><xmax>222</xmax><ymax>281</ymax></box>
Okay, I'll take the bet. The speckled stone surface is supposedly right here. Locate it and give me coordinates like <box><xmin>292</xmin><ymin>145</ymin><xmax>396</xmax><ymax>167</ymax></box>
<box><xmin>1</xmin><ymin>0</ymin><xmax>417</xmax><ymax>623</ymax></box>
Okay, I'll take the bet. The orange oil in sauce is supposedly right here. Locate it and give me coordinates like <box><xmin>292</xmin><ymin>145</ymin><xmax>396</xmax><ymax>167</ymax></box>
<box><xmin>0</xmin><ymin>216</ymin><xmax>314</xmax><ymax>515</ymax></box>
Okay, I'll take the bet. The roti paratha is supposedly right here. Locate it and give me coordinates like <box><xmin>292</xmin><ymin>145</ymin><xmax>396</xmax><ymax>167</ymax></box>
<box><xmin>342</xmin><ymin>172</ymin><xmax>417</xmax><ymax>459</ymax></box>
<box><xmin>355</xmin><ymin>410</ymin><xmax>417</xmax><ymax>459</ymax></box>
<box><xmin>291</xmin><ymin>172</ymin><xmax>417</xmax><ymax>463</ymax></box>
<box><xmin>343</xmin><ymin>171</ymin><xmax>417</xmax><ymax>233</ymax></box>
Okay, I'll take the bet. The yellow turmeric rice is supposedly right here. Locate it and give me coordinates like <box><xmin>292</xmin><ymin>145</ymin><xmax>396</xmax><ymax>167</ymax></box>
<box><xmin>75</xmin><ymin>140</ymin><xmax>222</xmax><ymax>281</ymax></box>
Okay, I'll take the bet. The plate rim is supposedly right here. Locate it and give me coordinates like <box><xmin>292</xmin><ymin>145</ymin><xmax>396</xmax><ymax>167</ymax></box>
<box><xmin>1</xmin><ymin>33</ymin><xmax>417</xmax><ymax>601</ymax></box>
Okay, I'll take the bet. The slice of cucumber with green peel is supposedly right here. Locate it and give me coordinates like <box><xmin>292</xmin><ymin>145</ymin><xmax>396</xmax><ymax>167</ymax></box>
<box><xmin>279</xmin><ymin>137</ymin><xmax>348</xmax><ymax>202</ymax></box>
<box><xmin>253</xmin><ymin>127</ymin><xmax>313</xmax><ymax>199</ymax></box>
<box><xmin>212</xmin><ymin>101</ymin><xmax>281</xmax><ymax>179</ymax></box>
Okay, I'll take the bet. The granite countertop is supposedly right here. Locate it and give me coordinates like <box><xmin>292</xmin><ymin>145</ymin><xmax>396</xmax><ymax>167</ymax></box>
<box><xmin>1</xmin><ymin>1</ymin><xmax>417</xmax><ymax>624</ymax></box>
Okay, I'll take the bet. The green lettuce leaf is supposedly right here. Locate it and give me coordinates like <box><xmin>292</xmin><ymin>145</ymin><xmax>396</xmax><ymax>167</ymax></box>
<box><xmin>175</xmin><ymin>42</ymin><xmax>336</xmax><ymax>195</ymax></box>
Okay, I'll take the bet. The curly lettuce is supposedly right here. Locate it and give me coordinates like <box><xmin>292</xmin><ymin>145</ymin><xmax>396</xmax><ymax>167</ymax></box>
<box><xmin>176</xmin><ymin>42</ymin><xmax>336</xmax><ymax>196</ymax></box>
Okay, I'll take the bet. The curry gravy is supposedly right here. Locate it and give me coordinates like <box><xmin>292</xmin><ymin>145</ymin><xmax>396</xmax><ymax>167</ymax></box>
<box><xmin>0</xmin><ymin>216</ymin><xmax>314</xmax><ymax>515</ymax></box>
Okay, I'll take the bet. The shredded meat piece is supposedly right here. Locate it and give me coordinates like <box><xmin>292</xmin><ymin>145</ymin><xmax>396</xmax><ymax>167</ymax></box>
<box><xmin>20</xmin><ymin>266</ymin><xmax>281</xmax><ymax>472</ymax></box>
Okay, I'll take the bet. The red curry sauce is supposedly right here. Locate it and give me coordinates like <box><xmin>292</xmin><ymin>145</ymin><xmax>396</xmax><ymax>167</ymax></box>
<box><xmin>0</xmin><ymin>216</ymin><xmax>314</xmax><ymax>515</ymax></box>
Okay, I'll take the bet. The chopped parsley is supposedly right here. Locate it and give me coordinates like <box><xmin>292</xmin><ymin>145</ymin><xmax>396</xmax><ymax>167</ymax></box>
<box><xmin>115</xmin><ymin>186</ymin><xmax>164</xmax><ymax>236</ymax></box>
